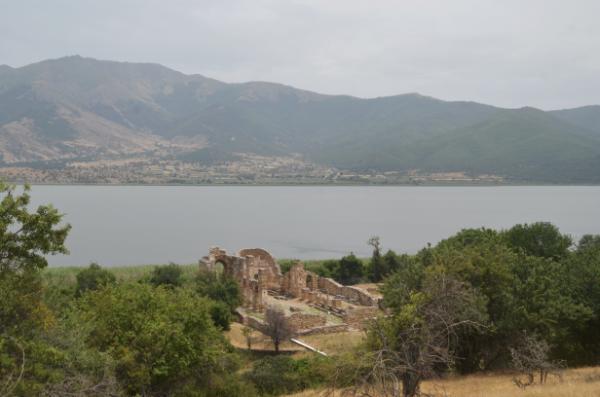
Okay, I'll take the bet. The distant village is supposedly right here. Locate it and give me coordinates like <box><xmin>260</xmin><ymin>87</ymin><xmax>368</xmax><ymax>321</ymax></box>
<box><xmin>0</xmin><ymin>153</ymin><xmax>505</xmax><ymax>185</ymax></box>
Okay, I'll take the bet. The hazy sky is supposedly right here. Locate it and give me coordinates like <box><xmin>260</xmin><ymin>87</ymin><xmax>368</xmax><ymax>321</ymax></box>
<box><xmin>1</xmin><ymin>0</ymin><xmax>599</xmax><ymax>109</ymax></box>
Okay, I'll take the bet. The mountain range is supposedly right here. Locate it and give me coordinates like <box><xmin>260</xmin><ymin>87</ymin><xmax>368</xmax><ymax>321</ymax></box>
<box><xmin>1</xmin><ymin>56</ymin><xmax>600</xmax><ymax>183</ymax></box>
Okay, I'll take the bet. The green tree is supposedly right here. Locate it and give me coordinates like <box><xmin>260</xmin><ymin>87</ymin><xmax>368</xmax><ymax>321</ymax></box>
<box><xmin>209</xmin><ymin>301</ymin><xmax>233</xmax><ymax>330</ymax></box>
<box><xmin>335</xmin><ymin>253</ymin><xmax>364</xmax><ymax>285</ymax></box>
<box><xmin>367</xmin><ymin>236</ymin><xmax>386</xmax><ymax>282</ymax></box>
<box><xmin>149</xmin><ymin>262</ymin><xmax>183</xmax><ymax>287</ymax></box>
<box><xmin>0</xmin><ymin>183</ymin><xmax>71</xmax><ymax>275</ymax></box>
<box><xmin>364</xmin><ymin>274</ymin><xmax>487</xmax><ymax>397</ymax></box>
<box><xmin>561</xmin><ymin>235</ymin><xmax>600</xmax><ymax>364</ymax></box>
<box><xmin>0</xmin><ymin>183</ymin><xmax>71</xmax><ymax>395</ymax></box>
<box><xmin>75</xmin><ymin>263</ymin><xmax>116</xmax><ymax>296</ymax></box>
<box><xmin>196</xmin><ymin>270</ymin><xmax>242</xmax><ymax>311</ymax></box>
<box><xmin>76</xmin><ymin>283</ymin><xmax>237</xmax><ymax>396</ymax></box>
<box><xmin>503</xmin><ymin>222</ymin><xmax>572</xmax><ymax>259</ymax></box>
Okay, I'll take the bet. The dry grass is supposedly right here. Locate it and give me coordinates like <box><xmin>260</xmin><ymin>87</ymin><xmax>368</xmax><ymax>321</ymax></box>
<box><xmin>300</xmin><ymin>330</ymin><xmax>365</xmax><ymax>356</ymax></box>
<box><xmin>226</xmin><ymin>323</ymin><xmax>365</xmax><ymax>356</ymax></box>
<box><xmin>225</xmin><ymin>322</ymin><xmax>303</xmax><ymax>352</ymax></box>
<box><xmin>285</xmin><ymin>366</ymin><xmax>600</xmax><ymax>397</ymax></box>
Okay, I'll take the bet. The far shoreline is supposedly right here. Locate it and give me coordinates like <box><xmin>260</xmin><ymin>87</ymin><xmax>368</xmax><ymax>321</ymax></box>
<box><xmin>8</xmin><ymin>181</ymin><xmax>600</xmax><ymax>188</ymax></box>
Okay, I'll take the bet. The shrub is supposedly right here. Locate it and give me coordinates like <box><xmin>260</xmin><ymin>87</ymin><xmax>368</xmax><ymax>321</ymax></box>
<box><xmin>209</xmin><ymin>301</ymin><xmax>233</xmax><ymax>330</ymax></box>
<box><xmin>76</xmin><ymin>283</ymin><xmax>235</xmax><ymax>395</ymax></box>
<box><xmin>245</xmin><ymin>355</ymin><xmax>332</xmax><ymax>396</ymax></box>
<box><xmin>196</xmin><ymin>270</ymin><xmax>241</xmax><ymax>311</ymax></box>
<box><xmin>75</xmin><ymin>263</ymin><xmax>116</xmax><ymax>296</ymax></box>
<box><xmin>149</xmin><ymin>263</ymin><xmax>183</xmax><ymax>287</ymax></box>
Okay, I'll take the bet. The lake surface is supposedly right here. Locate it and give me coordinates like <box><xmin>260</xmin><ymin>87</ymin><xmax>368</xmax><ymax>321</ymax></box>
<box><xmin>27</xmin><ymin>185</ymin><xmax>600</xmax><ymax>267</ymax></box>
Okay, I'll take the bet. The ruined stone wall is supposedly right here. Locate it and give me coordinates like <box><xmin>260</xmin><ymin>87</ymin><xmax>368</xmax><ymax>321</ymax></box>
<box><xmin>341</xmin><ymin>286</ymin><xmax>377</xmax><ymax>306</ymax></box>
<box><xmin>318</xmin><ymin>277</ymin><xmax>344</xmax><ymax>296</ymax></box>
<box><xmin>343</xmin><ymin>306</ymin><xmax>379</xmax><ymax>329</ymax></box>
<box><xmin>296</xmin><ymin>324</ymin><xmax>349</xmax><ymax>336</ymax></box>
<box><xmin>286</xmin><ymin>312</ymin><xmax>327</xmax><ymax>333</ymax></box>
<box><xmin>281</xmin><ymin>262</ymin><xmax>319</xmax><ymax>298</ymax></box>
<box><xmin>316</xmin><ymin>277</ymin><xmax>377</xmax><ymax>306</ymax></box>
<box><xmin>238</xmin><ymin>310</ymin><xmax>327</xmax><ymax>335</ymax></box>
<box><xmin>238</xmin><ymin>248</ymin><xmax>282</xmax><ymax>290</ymax></box>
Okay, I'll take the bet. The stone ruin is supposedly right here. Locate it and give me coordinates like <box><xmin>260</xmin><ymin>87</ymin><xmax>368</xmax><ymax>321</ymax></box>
<box><xmin>199</xmin><ymin>247</ymin><xmax>380</xmax><ymax>334</ymax></box>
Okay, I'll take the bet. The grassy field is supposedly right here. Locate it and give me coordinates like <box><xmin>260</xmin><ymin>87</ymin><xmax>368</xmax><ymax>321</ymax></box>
<box><xmin>285</xmin><ymin>366</ymin><xmax>600</xmax><ymax>397</ymax></box>
<box><xmin>226</xmin><ymin>322</ymin><xmax>365</xmax><ymax>356</ymax></box>
<box><xmin>43</xmin><ymin>263</ymin><xmax>199</xmax><ymax>287</ymax></box>
<box><xmin>42</xmin><ymin>257</ymin><xmax>349</xmax><ymax>286</ymax></box>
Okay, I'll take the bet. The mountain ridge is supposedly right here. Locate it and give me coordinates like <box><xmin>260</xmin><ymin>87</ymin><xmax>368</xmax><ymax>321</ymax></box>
<box><xmin>1</xmin><ymin>56</ymin><xmax>600</xmax><ymax>183</ymax></box>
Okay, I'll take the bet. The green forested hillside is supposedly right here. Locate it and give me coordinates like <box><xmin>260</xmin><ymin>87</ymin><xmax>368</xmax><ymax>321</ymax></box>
<box><xmin>1</xmin><ymin>56</ymin><xmax>600</xmax><ymax>182</ymax></box>
<box><xmin>551</xmin><ymin>105</ymin><xmax>600</xmax><ymax>136</ymax></box>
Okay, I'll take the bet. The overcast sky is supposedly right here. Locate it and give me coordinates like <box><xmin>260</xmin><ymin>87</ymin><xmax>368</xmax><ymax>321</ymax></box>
<box><xmin>1</xmin><ymin>0</ymin><xmax>599</xmax><ymax>109</ymax></box>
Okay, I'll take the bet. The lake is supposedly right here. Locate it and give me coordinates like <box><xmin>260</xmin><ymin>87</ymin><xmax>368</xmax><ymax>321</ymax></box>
<box><xmin>26</xmin><ymin>185</ymin><xmax>600</xmax><ymax>267</ymax></box>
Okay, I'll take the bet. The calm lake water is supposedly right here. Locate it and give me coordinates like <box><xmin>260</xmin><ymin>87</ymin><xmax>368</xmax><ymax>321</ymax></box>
<box><xmin>27</xmin><ymin>185</ymin><xmax>600</xmax><ymax>267</ymax></box>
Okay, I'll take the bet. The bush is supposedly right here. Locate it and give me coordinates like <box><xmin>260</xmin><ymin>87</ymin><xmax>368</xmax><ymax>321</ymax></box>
<box><xmin>245</xmin><ymin>355</ymin><xmax>332</xmax><ymax>396</ymax></box>
<box><xmin>209</xmin><ymin>301</ymin><xmax>233</xmax><ymax>330</ymax></box>
<box><xmin>196</xmin><ymin>270</ymin><xmax>241</xmax><ymax>311</ymax></box>
<box><xmin>149</xmin><ymin>263</ymin><xmax>183</xmax><ymax>287</ymax></box>
<box><xmin>335</xmin><ymin>253</ymin><xmax>365</xmax><ymax>285</ymax></box>
<box><xmin>75</xmin><ymin>283</ymin><xmax>235</xmax><ymax>396</ymax></box>
<box><xmin>75</xmin><ymin>263</ymin><xmax>116</xmax><ymax>296</ymax></box>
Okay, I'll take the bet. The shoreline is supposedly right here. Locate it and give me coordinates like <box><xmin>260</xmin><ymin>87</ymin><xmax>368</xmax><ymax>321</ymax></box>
<box><xmin>6</xmin><ymin>181</ymin><xmax>600</xmax><ymax>188</ymax></box>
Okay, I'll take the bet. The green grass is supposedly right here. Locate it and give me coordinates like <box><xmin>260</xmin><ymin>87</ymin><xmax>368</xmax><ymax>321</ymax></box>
<box><xmin>43</xmin><ymin>256</ymin><xmax>369</xmax><ymax>288</ymax></box>
<box><xmin>43</xmin><ymin>263</ymin><xmax>199</xmax><ymax>287</ymax></box>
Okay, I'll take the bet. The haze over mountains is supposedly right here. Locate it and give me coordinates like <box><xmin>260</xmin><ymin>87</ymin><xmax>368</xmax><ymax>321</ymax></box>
<box><xmin>1</xmin><ymin>56</ymin><xmax>600</xmax><ymax>183</ymax></box>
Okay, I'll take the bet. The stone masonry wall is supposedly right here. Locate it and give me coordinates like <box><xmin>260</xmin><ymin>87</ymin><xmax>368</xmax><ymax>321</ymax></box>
<box><xmin>286</xmin><ymin>312</ymin><xmax>327</xmax><ymax>332</ymax></box>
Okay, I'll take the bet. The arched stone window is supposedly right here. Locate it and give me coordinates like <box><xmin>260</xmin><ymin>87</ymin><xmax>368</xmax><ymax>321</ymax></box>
<box><xmin>306</xmin><ymin>274</ymin><xmax>313</xmax><ymax>289</ymax></box>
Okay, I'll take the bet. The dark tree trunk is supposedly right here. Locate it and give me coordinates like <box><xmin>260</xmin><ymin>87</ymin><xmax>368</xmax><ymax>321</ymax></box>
<box><xmin>402</xmin><ymin>374</ymin><xmax>420</xmax><ymax>397</ymax></box>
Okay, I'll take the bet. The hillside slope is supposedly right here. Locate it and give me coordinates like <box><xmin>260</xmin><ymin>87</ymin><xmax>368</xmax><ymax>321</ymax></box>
<box><xmin>1</xmin><ymin>56</ymin><xmax>599</xmax><ymax>182</ymax></box>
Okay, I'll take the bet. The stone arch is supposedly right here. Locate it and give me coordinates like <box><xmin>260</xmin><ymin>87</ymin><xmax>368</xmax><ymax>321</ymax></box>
<box><xmin>213</xmin><ymin>260</ymin><xmax>225</xmax><ymax>276</ymax></box>
<box><xmin>211</xmin><ymin>254</ymin><xmax>237</xmax><ymax>279</ymax></box>
<box><xmin>306</xmin><ymin>274</ymin><xmax>313</xmax><ymax>290</ymax></box>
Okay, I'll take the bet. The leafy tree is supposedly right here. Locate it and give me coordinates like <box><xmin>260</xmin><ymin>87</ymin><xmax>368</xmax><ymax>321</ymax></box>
<box><xmin>76</xmin><ymin>283</ymin><xmax>236</xmax><ymax>396</ymax></box>
<box><xmin>335</xmin><ymin>253</ymin><xmax>364</xmax><ymax>285</ymax></box>
<box><xmin>0</xmin><ymin>183</ymin><xmax>70</xmax><ymax>395</ymax></box>
<box><xmin>362</xmin><ymin>274</ymin><xmax>487</xmax><ymax>397</ymax></box>
<box><xmin>436</xmin><ymin>227</ymin><xmax>502</xmax><ymax>250</ymax></box>
<box><xmin>561</xmin><ymin>234</ymin><xmax>600</xmax><ymax>364</ymax></box>
<box><xmin>380</xmin><ymin>260</ymin><xmax>424</xmax><ymax>311</ymax></box>
<box><xmin>75</xmin><ymin>263</ymin><xmax>116</xmax><ymax>296</ymax></box>
<box><xmin>320</xmin><ymin>259</ymin><xmax>339</xmax><ymax>278</ymax></box>
<box><xmin>510</xmin><ymin>256</ymin><xmax>591</xmax><ymax>355</ymax></box>
<box><xmin>196</xmin><ymin>270</ymin><xmax>242</xmax><ymax>311</ymax></box>
<box><xmin>367</xmin><ymin>236</ymin><xmax>386</xmax><ymax>282</ymax></box>
<box><xmin>503</xmin><ymin>222</ymin><xmax>572</xmax><ymax>259</ymax></box>
<box><xmin>0</xmin><ymin>183</ymin><xmax>71</xmax><ymax>275</ymax></box>
<box><xmin>209</xmin><ymin>301</ymin><xmax>233</xmax><ymax>330</ymax></box>
<box><xmin>149</xmin><ymin>262</ymin><xmax>183</xmax><ymax>287</ymax></box>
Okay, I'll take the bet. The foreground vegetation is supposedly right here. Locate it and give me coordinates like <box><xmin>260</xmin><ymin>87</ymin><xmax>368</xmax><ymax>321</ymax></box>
<box><xmin>287</xmin><ymin>366</ymin><xmax>600</xmax><ymax>397</ymax></box>
<box><xmin>1</xmin><ymin>183</ymin><xmax>599</xmax><ymax>396</ymax></box>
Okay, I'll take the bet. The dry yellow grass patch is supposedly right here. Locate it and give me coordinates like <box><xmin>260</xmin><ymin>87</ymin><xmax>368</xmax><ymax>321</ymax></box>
<box><xmin>300</xmin><ymin>331</ymin><xmax>365</xmax><ymax>356</ymax></box>
<box><xmin>285</xmin><ymin>367</ymin><xmax>600</xmax><ymax>397</ymax></box>
<box><xmin>225</xmin><ymin>322</ymin><xmax>303</xmax><ymax>352</ymax></box>
<box><xmin>226</xmin><ymin>322</ymin><xmax>366</xmax><ymax>355</ymax></box>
